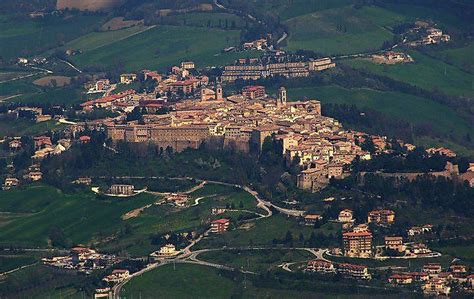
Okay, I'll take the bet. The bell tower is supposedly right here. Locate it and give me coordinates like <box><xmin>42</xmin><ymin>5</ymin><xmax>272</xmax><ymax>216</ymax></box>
<box><xmin>215</xmin><ymin>84</ymin><xmax>223</xmax><ymax>101</ymax></box>
<box><xmin>278</xmin><ymin>87</ymin><xmax>287</xmax><ymax>108</ymax></box>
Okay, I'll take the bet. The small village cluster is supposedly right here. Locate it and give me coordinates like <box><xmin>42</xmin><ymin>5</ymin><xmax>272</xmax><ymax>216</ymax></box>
<box><xmin>303</xmin><ymin>207</ymin><xmax>473</xmax><ymax>295</ymax></box>
<box><xmin>41</xmin><ymin>247</ymin><xmax>118</xmax><ymax>274</ymax></box>
<box><xmin>370</xmin><ymin>51</ymin><xmax>413</xmax><ymax>64</ymax></box>
<box><xmin>405</xmin><ymin>22</ymin><xmax>451</xmax><ymax>47</ymax></box>
<box><xmin>306</xmin><ymin>258</ymin><xmax>473</xmax><ymax>296</ymax></box>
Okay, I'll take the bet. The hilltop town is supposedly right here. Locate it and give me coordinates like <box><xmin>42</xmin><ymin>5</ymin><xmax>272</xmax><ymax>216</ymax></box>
<box><xmin>0</xmin><ymin>0</ymin><xmax>474</xmax><ymax>297</ymax></box>
<box><xmin>1</xmin><ymin>55</ymin><xmax>473</xmax><ymax>298</ymax></box>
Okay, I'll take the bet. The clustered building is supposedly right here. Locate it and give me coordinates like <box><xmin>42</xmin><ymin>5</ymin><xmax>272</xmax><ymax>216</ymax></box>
<box><xmin>221</xmin><ymin>56</ymin><xmax>335</xmax><ymax>82</ymax></box>
<box><xmin>388</xmin><ymin>262</ymin><xmax>472</xmax><ymax>296</ymax></box>
<box><xmin>306</xmin><ymin>260</ymin><xmax>371</xmax><ymax>280</ymax></box>
<box><xmin>105</xmin><ymin>85</ymin><xmax>370</xmax><ymax>191</ymax></box>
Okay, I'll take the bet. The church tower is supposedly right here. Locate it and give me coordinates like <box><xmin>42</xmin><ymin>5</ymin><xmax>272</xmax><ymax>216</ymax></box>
<box><xmin>278</xmin><ymin>87</ymin><xmax>287</xmax><ymax>108</ymax></box>
<box><xmin>215</xmin><ymin>84</ymin><xmax>223</xmax><ymax>101</ymax></box>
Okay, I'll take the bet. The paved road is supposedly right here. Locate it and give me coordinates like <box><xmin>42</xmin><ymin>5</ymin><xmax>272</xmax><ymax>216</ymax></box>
<box><xmin>89</xmin><ymin>176</ymin><xmax>306</xmax><ymax>218</ymax></box>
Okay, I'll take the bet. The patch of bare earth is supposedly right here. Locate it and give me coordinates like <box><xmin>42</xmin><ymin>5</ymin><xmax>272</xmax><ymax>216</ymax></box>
<box><xmin>33</xmin><ymin>76</ymin><xmax>71</xmax><ymax>87</ymax></box>
<box><xmin>101</xmin><ymin>17</ymin><xmax>144</xmax><ymax>31</ymax></box>
<box><xmin>56</xmin><ymin>0</ymin><xmax>126</xmax><ymax>12</ymax></box>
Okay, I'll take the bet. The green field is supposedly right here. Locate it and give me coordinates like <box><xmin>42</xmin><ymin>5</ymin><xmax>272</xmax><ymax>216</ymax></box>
<box><xmin>0</xmin><ymin>254</ymin><xmax>36</xmax><ymax>273</ymax></box>
<box><xmin>70</xmin><ymin>25</ymin><xmax>244</xmax><ymax>72</ymax></box>
<box><xmin>121</xmin><ymin>263</ymin><xmax>236</xmax><ymax>298</ymax></box>
<box><xmin>254</xmin><ymin>0</ymin><xmax>354</xmax><ymax>20</ymax></box>
<box><xmin>64</xmin><ymin>25</ymin><xmax>149</xmax><ymax>53</ymax></box>
<box><xmin>13</xmin><ymin>86</ymin><xmax>84</xmax><ymax>105</ymax></box>
<box><xmin>0</xmin><ymin>14</ymin><xmax>103</xmax><ymax>60</ymax></box>
<box><xmin>0</xmin><ymin>184</ymin><xmax>160</xmax><ymax>247</ymax></box>
<box><xmin>436</xmin><ymin>42</ymin><xmax>474</xmax><ymax>73</ymax></box>
<box><xmin>0</xmin><ymin>74</ymin><xmax>43</xmax><ymax>97</ymax></box>
<box><xmin>284</xmin><ymin>6</ymin><xmax>396</xmax><ymax>55</ymax></box>
<box><xmin>344</xmin><ymin>51</ymin><xmax>474</xmax><ymax>98</ymax></box>
<box><xmin>433</xmin><ymin>244</ymin><xmax>474</xmax><ymax>263</ymax></box>
<box><xmin>0</xmin><ymin>264</ymin><xmax>87</xmax><ymax>298</ymax></box>
<box><xmin>198</xmin><ymin>213</ymin><xmax>340</xmax><ymax>249</ymax></box>
<box><xmin>0</xmin><ymin>119</ymin><xmax>64</xmax><ymax>137</ymax></box>
<box><xmin>199</xmin><ymin>249</ymin><xmax>313</xmax><ymax>273</ymax></box>
<box><xmin>0</xmin><ymin>181</ymin><xmax>264</xmax><ymax>256</ymax></box>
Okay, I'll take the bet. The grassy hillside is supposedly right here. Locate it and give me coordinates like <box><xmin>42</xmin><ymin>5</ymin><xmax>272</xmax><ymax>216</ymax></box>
<box><xmin>70</xmin><ymin>25</ymin><xmax>244</xmax><ymax>71</ymax></box>
<box><xmin>0</xmin><ymin>184</ymin><xmax>159</xmax><ymax>247</ymax></box>
<box><xmin>254</xmin><ymin>0</ymin><xmax>354</xmax><ymax>20</ymax></box>
<box><xmin>344</xmin><ymin>50</ymin><xmax>474</xmax><ymax>98</ymax></box>
<box><xmin>0</xmin><ymin>14</ymin><xmax>104</xmax><ymax>60</ymax></box>
<box><xmin>283</xmin><ymin>6</ymin><xmax>395</xmax><ymax>55</ymax></box>
<box><xmin>121</xmin><ymin>264</ymin><xmax>236</xmax><ymax>298</ymax></box>
<box><xmin>0</xmin><ymin>119</ymin><xmax>63</xmax><ymax>137</ymax></box>
<box><xmin>436</xmin><ymin>42</ymin><xmax>474</xmax><ymax>73</ymax></box>
<box><xmin>64</xmin><ymin>25</ymin><xmax>149</xmax><ymax>53</ymax></box>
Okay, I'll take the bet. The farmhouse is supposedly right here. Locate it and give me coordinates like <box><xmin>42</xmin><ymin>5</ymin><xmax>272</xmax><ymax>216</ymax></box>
<box><xmin>303</xmin><ymin>214</ymin><xmax>323</xmax><ymax>226</ymax></box>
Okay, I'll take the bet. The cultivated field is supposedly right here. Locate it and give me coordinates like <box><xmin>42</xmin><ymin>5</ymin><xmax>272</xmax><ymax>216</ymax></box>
<box><xmin>100</xmin><ymin>17</ymin><xmax>144</xmax><ymax>31</ymax></box>
<box><xmin>33</xmin><ymin>76</ymin><xmax>71</xmax><ymax>87</ymax></box>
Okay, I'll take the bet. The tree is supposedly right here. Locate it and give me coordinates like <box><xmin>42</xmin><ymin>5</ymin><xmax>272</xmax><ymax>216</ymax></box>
<box><xmin>284</xmin><ymin>230</ymin><xmax>293</xmax><ymax>246</ymax></box>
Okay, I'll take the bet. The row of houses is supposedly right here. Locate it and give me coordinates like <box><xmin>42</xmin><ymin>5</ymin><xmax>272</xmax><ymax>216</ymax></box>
<box><xmin>306</xmin><ymin>260</ymin><xmax>371</xmax><ymax>280</ymax></box>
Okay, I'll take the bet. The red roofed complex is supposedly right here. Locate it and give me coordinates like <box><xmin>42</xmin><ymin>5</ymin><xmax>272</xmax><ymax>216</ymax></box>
<box><xmin>81</xmin><ymin>90</ymin><xmax>135</xmax><ymax>110</ymax></box>
<box><xmin>210</xmin><ymin>219</ymin><xmax>230</xmax><ymax>233</ymax></box>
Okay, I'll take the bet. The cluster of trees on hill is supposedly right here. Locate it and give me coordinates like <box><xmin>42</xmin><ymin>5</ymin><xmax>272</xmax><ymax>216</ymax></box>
<box><xmin>0</xmin><ymin>0</ymin><xmax>56</xmax><ymax>13</ymax></box>
<box><xmin>331</xmin><ymin>173</ymin><xmax>474</xmax><ymax>218</ymax></box>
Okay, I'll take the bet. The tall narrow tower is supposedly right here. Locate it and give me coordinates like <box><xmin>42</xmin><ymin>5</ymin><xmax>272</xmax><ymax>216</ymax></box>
<box><xmin>215</xmin><ymin>84</ymin><xmax>223</xmax><ymax>101</ymax></box>
<box><xmin>278</xmin><ymin>87</ymin><xmax>287</xmax><ymax>108</ymax></box>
